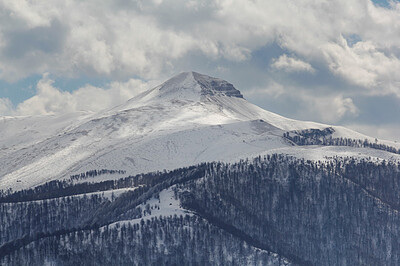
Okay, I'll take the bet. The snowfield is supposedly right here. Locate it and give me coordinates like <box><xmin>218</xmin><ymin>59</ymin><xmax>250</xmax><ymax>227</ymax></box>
<box><xmin>1</xmin><ymin>72</ymin><xmax>399</xmax><ymax>191</ymax></box>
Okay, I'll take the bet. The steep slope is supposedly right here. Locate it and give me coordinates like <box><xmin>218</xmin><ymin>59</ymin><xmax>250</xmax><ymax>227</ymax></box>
<box><xmin>0</xmin><ymin>72</ymin><xmax>399</xmax><ymax>192</ymax></box>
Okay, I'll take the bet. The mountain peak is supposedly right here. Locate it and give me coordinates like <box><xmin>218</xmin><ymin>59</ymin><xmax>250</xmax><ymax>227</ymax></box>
<box><xmin>158</xmin><ymin>71</ymin><xmax>243</xmax><ymax>100</ymax></box>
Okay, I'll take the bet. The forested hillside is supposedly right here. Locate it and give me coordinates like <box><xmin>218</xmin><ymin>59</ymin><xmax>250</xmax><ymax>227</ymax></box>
<box><xmin>1</xmin><ymin>155</ymin><xmax>399</xmax><ymax>265</ymax></box>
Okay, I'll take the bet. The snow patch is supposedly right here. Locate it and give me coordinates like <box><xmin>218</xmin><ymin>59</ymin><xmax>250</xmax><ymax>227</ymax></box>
<box><xmin>106</xmin><ymin>187</ymin><xmax>190</xmax><ymax>228</ymax></box>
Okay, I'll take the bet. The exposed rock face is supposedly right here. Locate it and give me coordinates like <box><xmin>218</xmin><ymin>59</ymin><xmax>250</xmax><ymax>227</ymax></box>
<box><xmin>192</xmin><ymin>71</ymin><xmax>244</xmax><ymax>98</ymax></box>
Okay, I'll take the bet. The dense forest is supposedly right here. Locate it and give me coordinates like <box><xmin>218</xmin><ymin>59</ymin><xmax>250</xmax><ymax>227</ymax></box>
<box><xmin>1</xmin><ymin>155</ymin><xmax>400</xmax><ymax>265</ymax></box>
<box><xmin>284</xmin><ymin>127</ymin><xmax>400</xmax><ymax>154</ymax></box>
<box><xmin>2</xmin><ymin>215</ymin><xmax>290</xmax><ymax>266</ymax></box>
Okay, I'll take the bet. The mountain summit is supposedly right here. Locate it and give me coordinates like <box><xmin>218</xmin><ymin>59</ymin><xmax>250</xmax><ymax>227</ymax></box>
<box><xmin>129</xmin><ymin>71</ymin><xmax>243</xmax><ymax>105</ymax></box>
<box><xmin>158</xmin><ymin>71</ymin><xmax>243</xmax><ymax>99</ymax></box>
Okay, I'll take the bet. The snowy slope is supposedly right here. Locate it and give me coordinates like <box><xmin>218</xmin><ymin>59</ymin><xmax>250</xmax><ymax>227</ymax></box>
<box><xmin>0</xmin><ymin>112</ymin><xmax>93</xmax><ymax>155</ymax></box>
<box><xmin>1</xmin><ymin>72</ymin><xmax>399</xmax><ymax>191</ymax></box>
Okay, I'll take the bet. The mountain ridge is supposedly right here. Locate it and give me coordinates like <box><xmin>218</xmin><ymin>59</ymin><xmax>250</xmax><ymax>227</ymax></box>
<box><xmin>0</xmin><ymin>72</ymin><xmax>399</xmax><ymax>192</ymax></box>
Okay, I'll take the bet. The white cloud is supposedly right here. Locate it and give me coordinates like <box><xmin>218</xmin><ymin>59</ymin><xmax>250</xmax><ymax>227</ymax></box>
<box><xmin>0</xmin><ymin>1</ymin><xmax>199</xmax><ymax>81</ymax></box>
<box><xmin>271</xmin><ymin>54</ymin><xmax>315</xmax><ymax>73</ymax></box>
<box><xmin>282</xmin><ymin>93</ymin><xmax>360</xmax><ymax>124</ymax></box>
<box><xmin>312</xmin><ymin>95</ymin><xmax>359</xmax><ymax>123</ymax></box>
<box><xmin>321</xmin><ymin>37</ymin><xmax>400</xmax><ymax>97</ymax></box>
<box><xmin>7</xmin><ymin>74</ymin><xmax>151</xmax><ymax>116</ymax></box>
<box><xmin>212</xmin><ymin>0</ymin><xmax>400</xmax><ymax>97</ymax></box>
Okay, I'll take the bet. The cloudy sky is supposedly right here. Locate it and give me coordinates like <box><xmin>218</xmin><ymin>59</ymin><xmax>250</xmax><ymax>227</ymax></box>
<box><xmin>0</xmin><ymin>0</ymin><xmax>399</xmax><ymax>141</ymax></box>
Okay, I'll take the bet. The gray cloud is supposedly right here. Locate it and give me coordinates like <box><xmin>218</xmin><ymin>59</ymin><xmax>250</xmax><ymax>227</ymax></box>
<box><xmin>246</xmin><ymin>80</ymin><xmax>359</xmax><ymax>124</ymax></box>
<box><xmin>352</xmin><ymin>95</ymin><xmax>400</xmax><ymax>125</ymax></box>
<box><xmin>3</xmin><ymin>19</ymin><xmax>66</xmax><ymax>59</ymax></box>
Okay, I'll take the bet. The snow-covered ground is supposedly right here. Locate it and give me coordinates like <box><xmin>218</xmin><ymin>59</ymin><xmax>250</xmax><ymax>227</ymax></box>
<box><xmin>1</xmin><ymin>72</ymin><xmax>399</xmax><ymax>191</ymax></box>
<box><xmin>106</xmin><ymin>187</ymin><xmax>191</xmax><ymax>229</ymax></box>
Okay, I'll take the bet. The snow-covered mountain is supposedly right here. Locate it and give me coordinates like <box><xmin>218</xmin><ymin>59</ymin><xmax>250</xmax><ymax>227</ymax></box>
<box><xmin>2</xmin><ymin>72</ymin><xmax>400</xmax><ymax>265</ymax></box>
<box><xmin>1</xmin><ymin>72</ymin><xmax>399</xmax><ymax>191</ymax></box>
